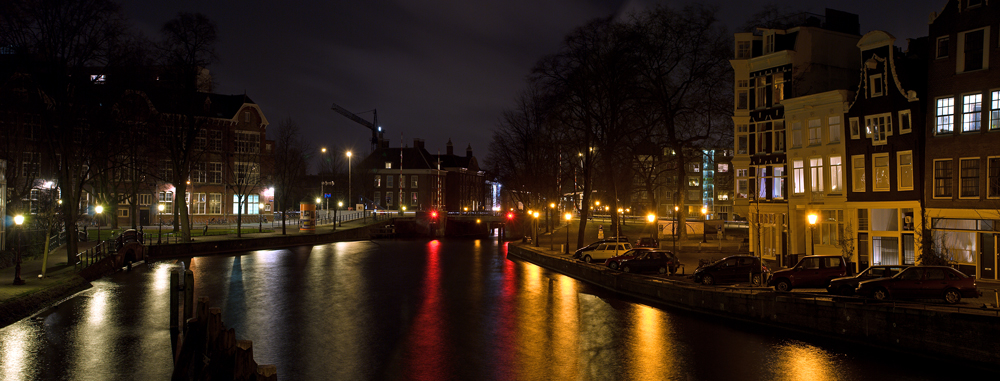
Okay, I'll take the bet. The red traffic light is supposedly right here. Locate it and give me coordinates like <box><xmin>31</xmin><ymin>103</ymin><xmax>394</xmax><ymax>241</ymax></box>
<box><xmin>430</xmin><ymin>211</ymin><xmax>438</xmax><ymax>219</ymax></box>
<box><xmin>506</xmin><ymin>212</ymin><xmax>514</xmax><ymax>220</ymax></box>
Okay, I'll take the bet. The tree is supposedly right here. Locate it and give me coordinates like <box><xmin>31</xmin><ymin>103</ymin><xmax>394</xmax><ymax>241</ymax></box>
<box><xmin>271</xmin><ymin>118</ymin><xmax>309</xmax><ymax>235</ymax></box>
<box><xmin>1</xmin><ymin>0</ymin><xmax>130</xmax><ymax>263</ymax></box>
<box><xmin>155</xmin><ymin>12</ymin><xmax>218</xmax><ymax>242</ymax></box>
<box><xmin>629</xmin><ymin>4</ymin><xmax>732</xmax><ymax>239</ymax></box>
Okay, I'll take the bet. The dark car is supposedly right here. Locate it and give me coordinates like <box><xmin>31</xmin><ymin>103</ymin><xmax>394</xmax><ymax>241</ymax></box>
<box><xmin>768</xmin><ymin>255</ymin><xmax>847</xmax><ymax>292</ymax></box>
<box><xmin>855</xmin><ymin>266</ymin><xmax>981</xmax><ymax>304</ymax></box>
<box><xmin>826</xmin><ymin>265</ymin><xmax>909</xmax><ymax>296</ymax></box>
<box><xmin>572</xmin><ymin>237</ymin><xmax>629</xmax><ymax>259</ymax></box>
<box><xmin>618</xmin><ymin>250</ymin><xmax>679</xmax><ymax>275</ymax></box>
<box><xmin>693</xmin><ymin>255</ymin><xmax>769</xmax><ymax>286</ymax></box>
<box><xmin>605</xmin><ymin>248</ymin><xmax>653</xmax><ymax>270</ymax></box>
<box><xmin>635</xmin><ymin>237</ymin><xmax>659</xmax><ymax>248</ymax></box>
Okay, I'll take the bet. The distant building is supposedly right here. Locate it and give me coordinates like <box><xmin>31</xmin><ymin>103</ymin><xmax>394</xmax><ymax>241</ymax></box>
<box><xmin>363</xmin><ymin>138</ymin><xmax>486</xmax><ymax>213</ymax></box>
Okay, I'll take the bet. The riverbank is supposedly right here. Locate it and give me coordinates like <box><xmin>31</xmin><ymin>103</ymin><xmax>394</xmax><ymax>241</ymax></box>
<box><xmin>506</xmin><ymin>243</ymin><xmax>1000</xmax><ymax>369</ymax></box>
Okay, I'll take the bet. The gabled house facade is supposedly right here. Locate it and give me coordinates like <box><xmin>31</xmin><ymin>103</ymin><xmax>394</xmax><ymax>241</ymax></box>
<box><xmin>731</xmin><ymin>9</ymin><xmax>862</xmax><ymax>266</ymax></box>
<box><xmin>845</xmin><ymin>31</ymin><xmax>927</xmax><ymax>272</ymax></box>
<box><xmin>924</xmin><ymin>0</ymin><xmax>1000</xmax><ymax>279</ymax></box>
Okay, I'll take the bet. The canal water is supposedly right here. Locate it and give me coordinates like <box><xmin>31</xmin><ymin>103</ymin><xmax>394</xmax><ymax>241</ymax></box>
<box><xmin>0</xmin><ymin>238</ymin><xmax>992</xmax><ymax>380</ymax></box>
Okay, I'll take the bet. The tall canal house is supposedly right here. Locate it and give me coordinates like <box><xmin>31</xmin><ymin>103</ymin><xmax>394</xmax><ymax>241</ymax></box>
<box><xmin>731</xmin><ymin>9</ymin><xmax>861</xmax><ymax>267</ymax></box>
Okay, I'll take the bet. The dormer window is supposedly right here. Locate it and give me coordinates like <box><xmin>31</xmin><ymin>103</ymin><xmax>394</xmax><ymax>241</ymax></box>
<box><xmin>764</xmin><ymin>33</ymin><xmax>775</xmax><ymax>54</ymax></box>
<box><xmin>736</xmin><ymin>41</ymin><xmax>751</xmax><ymax>59</ymax></box>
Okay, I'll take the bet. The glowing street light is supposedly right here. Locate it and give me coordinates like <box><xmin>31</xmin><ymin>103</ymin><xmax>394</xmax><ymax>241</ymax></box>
<box><xmin>12</xmin><ymin>215</ymin><xmax>25</xmax><ymax>285</ymax></box>
<box><xmin>259</xmin><ymin>202</ymin><xmax>265</xmax><ymax>232</ymax></box>
<box><xmin>647</xmin><ymin>213</ymin><xmax>656</xmax><ymax>240</ymax></box>
<box><xmin>533</xmin><ymin>211</ymin><xmax>540</xmax><ymax>247</ymax></box>
<box><xmin>95</xmin><ymin>205</ymin><xmax>103</xmax><ymax>243</ymax></box>
<box><xmin>701</xmin><ymin>206</ymin><xmax>709</xmax><ymax>243</ymax></box>
<box><xmin>346</xmin><ymin>151</ymin><xmax>353</xmax><ymax>210</ymax></box>
<box><xmin>158</xmin><ymin>204</ymin><xmax>165</xmax><ymax>244</ymax></box>
<box><xmin>565</xmin><ymin>212</ymin><xmax>573</xmax><ymax>254</ymax></box>
<box><xmin>808</xmin><ymin>213</ymin><xmax>819</xmax><ymax>256</ymax></box>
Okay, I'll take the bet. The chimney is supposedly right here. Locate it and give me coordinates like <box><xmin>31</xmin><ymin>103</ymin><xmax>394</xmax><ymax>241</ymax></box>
<box><xmin>446</xmin><ymin>139</ymin><xmax>453</xmax><ymax>155</ymax></box>
<box><xmin>413</xmin><ymin>138</ymin><xmax>424</xmax><ymax>150</ymax></box>
<box><xmin>466</xmin><ymin>144</ymin><xmax>472</xmax><ymax>158</ymax></box>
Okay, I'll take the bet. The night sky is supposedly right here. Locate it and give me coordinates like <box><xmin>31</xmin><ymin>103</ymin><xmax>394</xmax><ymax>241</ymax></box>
<box><xmin>119</xmin><ymin>0</ymin><xmax>948</xmax><ymax>172</ymax></box>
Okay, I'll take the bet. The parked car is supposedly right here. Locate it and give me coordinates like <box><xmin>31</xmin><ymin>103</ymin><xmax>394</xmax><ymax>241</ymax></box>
<box><xmin>635</xmin><ymin>237</ymin><xmax>659</xmax><ymax>248</ymax></box>
<box><xmin>605</xmin><ymin>248</ymin><xmax>653</xmax><ymax>270</ymax></box>
<box><xmin>693</xmin><ymin>255</ymin><xmax>769</xmax><ymax>286</ymax></box>
<box><xmin>826</xmin><ymin>265</ymin><xmax>910</xmax><ymax>296</ymax></box>
<box><xmin>618</xmin><ymin>250</ymin><xmax>679</xmax><ymax>275</ymax></box>
<box><xmin>579</xmin><ymin>242</ymin><xmax>633</xmax><ymax>263</ymax></box>
<box><xmin>768</xmin><ymin>255</ymin><xmax>847</xmax><ymax>292</ymax></box>
<box><xmin>572</xmin><ymin>237</ymin><xmax>629</xmax><ymax>259</ymax></box>
<box><xmin>855</xmin><ymin>266</ymin><xmax>981</xmax><ymax>304</ymax></box>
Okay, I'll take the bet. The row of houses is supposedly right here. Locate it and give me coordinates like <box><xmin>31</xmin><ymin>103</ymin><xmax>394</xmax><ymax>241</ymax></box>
<box><xmin>732</xmin><ymin>0</ymin><xmax>1000</xmax><ymax>280</ymax></box>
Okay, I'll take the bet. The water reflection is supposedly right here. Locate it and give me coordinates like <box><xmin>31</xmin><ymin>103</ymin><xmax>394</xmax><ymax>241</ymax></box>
<box><xmin>0</xmin><ymin>238</ymin><xmax>993</xmax><ymax>380</ymax></box>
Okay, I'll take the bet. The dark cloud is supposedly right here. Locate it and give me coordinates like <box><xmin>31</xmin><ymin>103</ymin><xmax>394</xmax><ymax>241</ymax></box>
<box><xmin>119</xmin><ymin>0</ymin><xmax>946</xmax><ymax>171</ymax></box>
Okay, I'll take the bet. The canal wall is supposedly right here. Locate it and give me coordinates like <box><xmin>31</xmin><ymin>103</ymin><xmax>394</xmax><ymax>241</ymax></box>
<box><xmin>147</xmin><ymin>222</ymin><xmax>384</xmax><ymax>260</ymax></box>
<box><xmin>508</xmin><ymin>244</ymin><xmax>1000</xmax><ymax>367</ymax></box>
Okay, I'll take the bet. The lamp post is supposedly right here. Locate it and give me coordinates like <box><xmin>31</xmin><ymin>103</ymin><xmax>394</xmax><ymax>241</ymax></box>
<box><xmin>12</xmin><ymin>215</ymin><xmax>25</xmax><ymax>285</ymax></box>
<box><xmin>808</xmin><ymin>213</ymin><xmax>818</xmax><ymax>256</ymax></box>
<box><xmin>673</xmin><ymin>205</ymin><xmax>679</xmax><ymax>254</ymax></box>
<box><xmin>346</xmin><ymin>151</ymin><xmax>352</xmax><ymax>210</ymax></box>
<box><xmin>548</xmin><ymin>202</ymin><xmax>555</xmax><ymax>233</ymax></box>
<box><xmin>95</xmin><ymin>205</ymin><xmax>103</xmax><ymax>244</ymax></box>
<box><xmin>158</xmin><ymin>204</ymin><xmax>164</xmax><ymax>244</ymax></box>
<box><xmin>321</xmin><ymin>147</ymin><xmax>328</xmax><ymax>220</ymax></box>
<box><xmin>533</xmin><ymin>211</ymin><xmax>540</xmax><ymax>247</ymax></box>
<box><xmin>338</xmin><ymin>201</ymin><xmax>343</xmax><ymax>227</ymax></box>
<box><xmin>701</xmin><ymin>206</ymin><xmax>709</xmax><ymax>243</ymax></box>
<box><xmin>647</xmin><ymin>213</ymin><xmax>656</xmax><ymax>240</ymax></box>
<box><xmin>565</xmin><ymin>212</ymin><xmax>572</xmax><ymax>254</ymax></box>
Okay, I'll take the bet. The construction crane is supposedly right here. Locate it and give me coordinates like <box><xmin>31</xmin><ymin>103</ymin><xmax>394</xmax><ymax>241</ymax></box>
<box><xmin>330</xmin><ymin>102</ymin><xmax>383</xmax><ymax>153</ymax></box>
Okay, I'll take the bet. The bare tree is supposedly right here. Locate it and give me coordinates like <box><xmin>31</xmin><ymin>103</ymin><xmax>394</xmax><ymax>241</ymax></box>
<box><xmin>272</xmin><ymin>118</ymin><xmax>309</xmax><ymax>234</ymax></box>
<box><xmin>155</xmin><ymin>12</ymin><xmax>218</xmax><ymax>242</ymax></box>
<box><xmin>0</xmin><ymin>0</ymin><xmax>129</xmax><ymax>262</ymax></box>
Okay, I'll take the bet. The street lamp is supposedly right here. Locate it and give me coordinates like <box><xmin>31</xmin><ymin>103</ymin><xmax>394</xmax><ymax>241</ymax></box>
<box><xmin>673</xmin><ymin>205</ymin><xmax>679</xmax><ymax>253</ymax></box>
<box><xmin>533</xmin><ymin>211</ymin><xmax>540</xmax><ymax>247</ymax></box>
<box><xmin>12</xmin><ymin>215</ymin><xmax>25</xmax><ymax>285</ymax></box>
<box><xmin>701</xmin><ymin>206</ymin><xmax>709</xmax><ymax>243</ymax></box>
<box><xmin>321</xmin><ymin>147</ymin><xmax>328</xmax><ymax>219</ymax></box>
<box><xmin>158</xmin><ymin>204</ymin><xmax>164</xmax><ymax>244</ymax></box>
<box><xmin>565</xmin><ymin>212</ymin><xmax>572</xmax><ymax>254</ymax></box>
<box><xmin>259</xmin><ymin>203</ymin><xmax>264</xmax><ymax>232</ymax></box>
<box><xmin>338</xmin><ymin>201</ymin><xmax>343</xmax><ymax>227</ymax></box>
<box><xmin>548</xmin><ymin>202</ymin><xmax>555</xmax><ymax>233</ymax></box>
<box><xmin>808</xmin><ymin>213</ymin><xmax>818</xmax><ymax>256</ymax></box>
<box><xmin>95</xmin><ymin>205</ymin><xmax>103</xmax><ymax>243</ymax></box>
<box><xmin>647</xmin><ymin>213</ymin><xmax>656</xmax><ymax>240</ymax></box>
<box><xmin>346</xmin><ymin>151</ymin><xmax>352</xmax><ymax>210</ymax></box>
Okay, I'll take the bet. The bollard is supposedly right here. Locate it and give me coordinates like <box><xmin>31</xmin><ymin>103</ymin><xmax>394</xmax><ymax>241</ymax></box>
<box><xmin>995</xmin><ymin>290</ymin><xmax>999</xmax><ymax>309</ymax></box>
<box><xmin>183</xmin><ymin>270</ymin><xmax>194</xmax><ymax>322</ymax></box>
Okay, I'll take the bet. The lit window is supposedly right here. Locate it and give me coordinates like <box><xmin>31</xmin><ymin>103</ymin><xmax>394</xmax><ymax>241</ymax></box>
<box><xmin>991</xmin><ymin>90</ymin><xmax>1000</xmax><ymax>131</ymax></box>
<box><xmin>717</xmin><ymin>163</ymin><xmax>729</xmax><ymax>172</ymax></box>
<box><xmin>810</xmin><ymin>158</ymin><xmax>824</xmax><ymax>193</ymax></box>
<box><xmin>936</xmin><ymin>97</ymin><xmax>955</xmax><ymax>134</ymax></box>
<box><xmin>898</xmin><ymin>151</ymin><xmax>913</xmax><ymax>191</ymax></box>
<box><xmin>873</xmin><ymin>153</ymin><xmax>890</xmax><ymax>192</ymax></box>
<box><xmin>773</xmin><ymin>166</ymin><xmax>786</xmax><ymax>199</ymax></box>
<box><xmin>962</xmin><ymin>94</ymin><xmax>982</xmax><ymax>132</ymax></box>
<box><xmin>793</xmin><ymin>160</ymin><xmax>805</xmax><ymax>194</ymax></box>
<box><xmin>865</xmin><ymin>114</ymin><xmax>891</xmax><ymax>145</ymax></box>
<box><xmin>852</xmin><ymin>155</ymin><xmax>866</xmax><ymax>192</ymax></box>
<box><xmin>829</xmin><ymin>156</ymin><xmax>842</xmax><ymax>193</ymax></box>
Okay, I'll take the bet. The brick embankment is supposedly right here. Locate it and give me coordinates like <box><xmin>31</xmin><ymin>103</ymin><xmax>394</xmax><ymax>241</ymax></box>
<box><xmin>507</xmin><ymin>243</ymin><xmax>1000</xmax><ymax>368</ymax></box>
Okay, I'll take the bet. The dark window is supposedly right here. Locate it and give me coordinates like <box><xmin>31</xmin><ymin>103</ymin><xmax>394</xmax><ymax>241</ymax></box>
<box><xmin>961</xmin><ymin>158</ymin><xmax>980</xmax><ymax>198</ymax></box>
<box><xmin>964</xmin><ymin>30</ymin><xmax>984</xmax><ymax>71</ymax></box>
<box><xmin>935</xmin><ymin>160</ymin><xmax>954</xmax><ymax>198</ymax></box>
<box><xmin>936</xmin><ymin>37</ymin><xmax>949</xmax><ymax>59</ymax></box>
